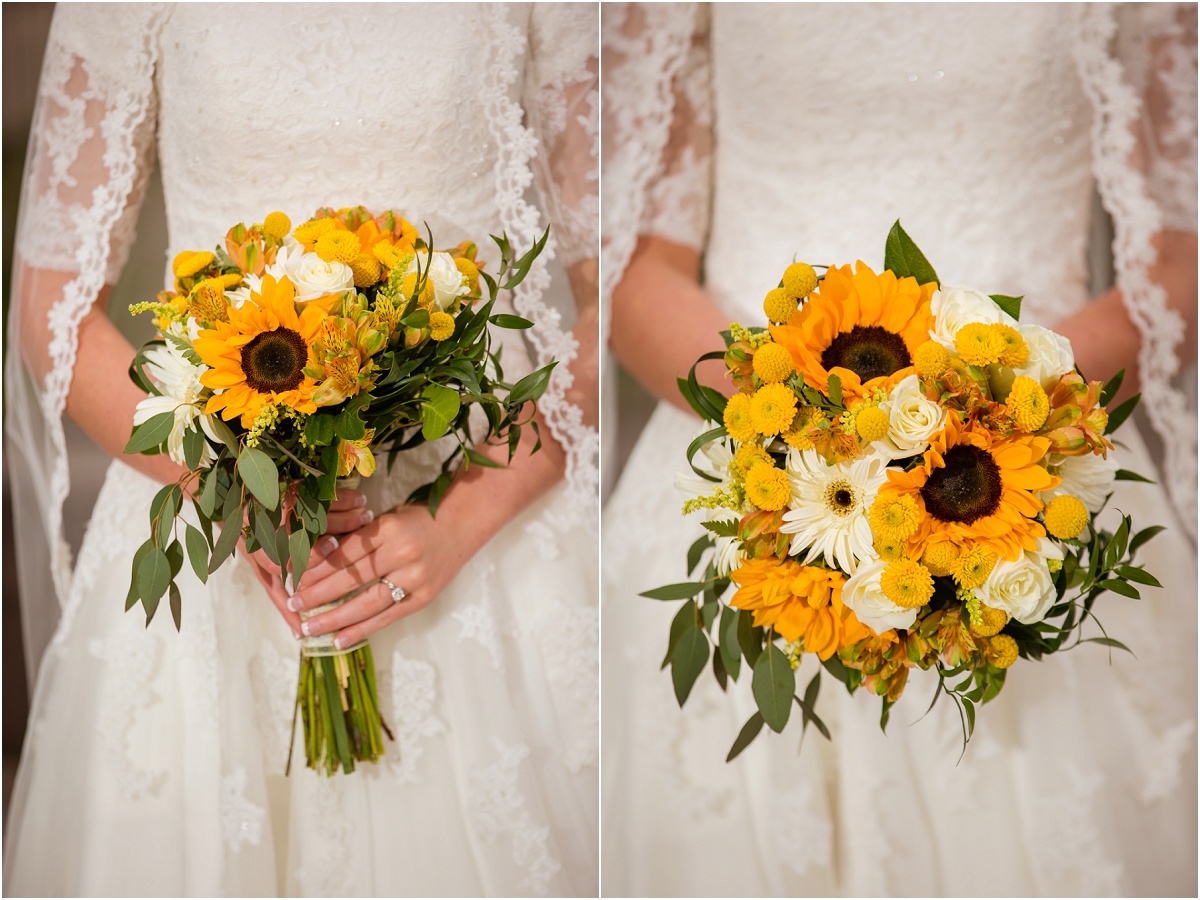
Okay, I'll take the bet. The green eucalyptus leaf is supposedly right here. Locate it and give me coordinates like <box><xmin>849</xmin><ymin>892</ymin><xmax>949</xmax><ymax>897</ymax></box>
<box><xmin>686</xmin><ymin>534</ymin><xmax>713</xmax><ymax>575</ymax></box>
<box><xmin>137</xmin><ymin>547</ymin><xmax>171</xmax><ymax>618</ymax></box>
<box><xmin>1116</xmin><ymin>565</ymin><xmax>1161</xmax><ymax>587</ymax></box>
<box><xmin>639</xmin><ymin>581</ymin><xmax>706</xmax><ymax>601</ymax></box>
<box><xmin>662</xmin><ymin>601</ymin><xmax>697</xmax><ymax>669</ymax></box>
<box><xmin>1104</xmin><ymin>393</ymin><xmax>1141</xmax><ymax>435</ymax></box>
<box><xmin>182</xmin><ymin>426</ymin><xmax>205</xmax><ymax>470</ymax></box>
<box><xmin>507</xmin><ymin>363</ymin><xmax>558</xmax><ymax>408</ymax></box>
<box><xmin>490</xmin><ymin>314</ymin><xmax>533</xmax><ymax>329</ymax></box>
<box><xmin>726</xmin><ymin>711</ymin><xmax>765</xmax><ymax>762</ymax></box>
<box><xmin>718</xmin><ymin>605</ymin><xmax>742</xmax><ymax>682</ymax></box>
<box><xmin>670</xmin><ymin>625</ymin><xmax>709</xmax><ymax>706</ymax></box>
<box><xmin>1100</xmin><ymin>368</ymin><xmax>1125</xmax><ymax>406</ymax></box>
<box><xmin>207</xmin><ymin>416</ymin><xmax>240</xmax><ymax>454</ymax></box>
<box><xmin>185</xmin><ymin>524</ymin><xmax>210</xmax><ymax>584</ymax></box>
<box><xmin>197</xmin><ymin>468</ymin><xmax>220</xmax><ymax>518</ymax></box>
<box><xmin>168</xmin><ymin>582</ymin><xmax>182</xmax><ymax>631</ymax></box>
<box><xmin>1097</xmin><ymin>578</ymin><xmax>1140</xmax><ymax>598</ymax></box>
<box><xmin>238</xmin><ymin>446</ymin><xmax>280</xmax><ymax>510</ymax></box>
<box><xmin>125</xmin><ymin>412</ymin><xmax>175</xmax><ymax>455</ymax></box>
<box><xmin>1128</xmin><ymin>525</ymin><xmax>1166</xmax><ymax>557</ymax></box>
<box><xmin>1114</xmin><ymin>469</ymin><xmax>1155</xmax><ymax>484</ymax></box>
<box><xmin>752</xmin><ymin>643</ymin><xmax>794</xmax><ymax>733</ymax></box>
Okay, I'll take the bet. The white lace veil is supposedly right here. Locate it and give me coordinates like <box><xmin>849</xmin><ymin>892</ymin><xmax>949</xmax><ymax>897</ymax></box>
<box><xmin>600</xmin><ymin>2</ymin><xmax>1197</xmax><ymax>540</ymax></box>
<box><xmin>7</xmin><ymin>2</ymin><xmax>598</xmax><ymax>682</ymax></box>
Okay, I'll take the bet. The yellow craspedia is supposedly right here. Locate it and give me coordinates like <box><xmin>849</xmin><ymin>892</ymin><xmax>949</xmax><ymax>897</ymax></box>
<box><xmin>763</xmin><ymin>288</ymin><xmax>798</xmax><ymax>323</ymax></box>
<box><xmin>1044</xmin><ymin>495</ymin><xmax>1088</xmax><ymax>539</ymax></box>
<box><xmin>855</xmin><ymin>406</ymin><xmax>890</xmax><ymax>443</ymax></box>
<box><xmin>752</xmin><ymin>342</ymin><xmax>794</xmax><ymax>384</ymax></box>
<box><xmin>374</xmin><ymin>240</ymin><xmax>411</xmax><ymax>270</ymax></box>
<box><xmin>913</xmin><ymin>340</ymin><xmax>951</xmax><ymax>379</ymax></box>
<box><xmin>782</xmin><ymin>406</ymin><xmax>824</xmax><ymax>449</ymax></box>
<box><xmin>349</xmin><ymin>254</ymin><xmax>382</xmax><ymax>288</ymax></box>
<box><xmin>172</xmin><ymin>250</ymin><xmax>214</xmax><ymax>279</ymax></box>
<box><xmin>781</xmin><ymin>262</ymin><xmax>818</xmax><ymax>300</ymax></box>
<box><xmin>735</xmin><ymin>442</ymin><xmax>773</xmax><ymax>476</ymax></box>
<box><xmin>970</xmin><ymin>603</ymin><xmax>1009</xmax><ymax>637</ymax></box>
<box><xmin>745</xmin><ymin>461</ymin><xmax>790</xmax><ymax>511</ymax></box>
<box><xmin>955</xmin><ymin>544</ymin><xmax>998</xmax><ymax>589</ymax></box>
<box><xmin>869</xmin><ymin>493</ymin><xmax>921</xmax><ymax>543</ymax></box>
<box><xmin>750</xmin><ymin>383</ymin><xmax>798</xmax><ymax>436</ymax></box>
<box><xmin>724</xmin><ymin>393</ymin><xmax>758</xmax><ymax>443</ymax></box>
<box><xmin>315</xmin><ymin>231</ymin><xmax>362</xmax><ymax>265</ymax></box>
<box><xmin>1006</xmin><ymin>375</ymin><xmax>1050</xmax><ymax>432</ymax></box>
<box><xmin>880</xmin><ymin>558</ymin><xmax>935</xmax><ymax>609</ymax></box>
<box><xmin>294</xmin><ymin>217</ymin><xmax>337</xmax><ymax>247</ymax></box>
<box><xmin>400</xmin><ymin>273</ymin><xmax>435</xmax><ymax>307</ymax></box>
<box><xmin>454</xmin><ymin>257</ymin><xmax>480</xmax><ymax>292</ymax></box>
<box><xmin>429</xmin><ymin>311</ymin><xmax>455</xmax><ymax>341</ymax></box>
<box><xmin>262</xmin><ymin>212</ymin><xmax>291</xmax><ymax>240</ymax></box>
<box><xmin>922</xmin><ymin>540</ymin><xmax>961</xmax><ymax>577</ymax></box>
<box><xmin>954</xmin><ymin>322</ymin><xmax>1004</xmax><ymax>367</ymax></box>
<box><xmin>988</xmin><ymin>633</ymin><xmax>1019</xmax><ymax>669</ymax></box>
<box><xmin>991</xmin><ymin>323</ymin><xmax>1029</xmax><ymax>368</ymax></box>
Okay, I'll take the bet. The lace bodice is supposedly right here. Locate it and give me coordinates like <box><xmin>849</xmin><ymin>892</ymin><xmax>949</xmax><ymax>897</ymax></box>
<box><xmin>603</xmin><ymin>1</ymin><xmax>1197</xmax><ymax>535</ymax></box>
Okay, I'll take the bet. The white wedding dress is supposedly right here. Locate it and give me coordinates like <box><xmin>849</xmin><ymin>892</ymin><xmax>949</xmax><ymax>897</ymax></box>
<box><xmin>4</xmin><ymin>4</ymin><xmax>598</xmax><ymax>897</ymax></box>
<box><xmin>602</xmin><ymin>4</ymin><xmax>1196</xmax><ymax>897</ymax></box>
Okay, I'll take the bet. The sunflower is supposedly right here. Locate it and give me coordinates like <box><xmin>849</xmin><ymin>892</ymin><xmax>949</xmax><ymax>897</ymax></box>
<box><xmin>729</xmin><ymin>557</ymin><xmax>875</xmax><ymax>660</ymax></box>
<box><xmin>196</xmin><ymin>274</ymin><xmax>337</xmax><ymax>427</ymax></box>
<box><xmin>771</xmin><ymin>261</ymin><xmax>935</xmax><ymax>401</ymax></box>
<box><xmin>880</xmin><ymin>412</ymin><xmax>1061</xmax><ymax>561</ymax></box>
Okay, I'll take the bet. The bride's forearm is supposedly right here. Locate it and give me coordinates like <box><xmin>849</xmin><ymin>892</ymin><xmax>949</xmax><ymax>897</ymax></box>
<box><xmin>609</xmin><ymin>236</ymin><xmax>733</xmax><ymax>412</ymax></box>
<box><xmin>1055</xmin><ymin>231</ymin><xmax>1197</xmax><ymax>402</ymax></box>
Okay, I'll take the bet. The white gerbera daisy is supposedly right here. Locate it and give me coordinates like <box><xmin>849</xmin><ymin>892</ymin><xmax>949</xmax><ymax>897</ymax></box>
<box><xmin>780</xmin><ymin>448</ymin><xmax>889</xmax><ymax>573</ymax></box>
<box><xmin>132</xmin><ymin>342</ymin><xmax>221</xmax><ymax>468</ymax></box>
<box><xmin>1043</xmin><ymin>451</ymin><xmax>1118</xmax><ymax>513</ymax></box>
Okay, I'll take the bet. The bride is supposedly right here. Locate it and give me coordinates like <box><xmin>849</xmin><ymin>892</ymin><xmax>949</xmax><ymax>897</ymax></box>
<box><xmin>602</xmin><ymin>3</ymin><xmax>1196</xmax><ymax>897</ymax></box>
<box><xmin>4</xmin><ymin>4</ymin><xmax>598</xmax><ymax>897</ymax></box>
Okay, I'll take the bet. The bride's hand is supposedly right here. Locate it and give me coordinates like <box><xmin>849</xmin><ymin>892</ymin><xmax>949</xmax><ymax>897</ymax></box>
<box><xmin>282</xmin><ymin>503</ymin><xmax>474</xmax><ymax>649</ymax></box>
<box><xmin>239</xmin><ymin>488</ymin><xmax>373</xmax><ymax>639</ymax></box>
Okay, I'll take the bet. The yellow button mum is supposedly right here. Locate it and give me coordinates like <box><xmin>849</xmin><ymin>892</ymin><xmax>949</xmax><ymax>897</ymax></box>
<box><xmin>970</xmin><ymin>603</ymin><xmax>1009</xmax><ymax>637</ymax></box>
<box><xmin>1006</xmin><ymin>375</ymin><xmax>1050</xmax><ymax>432</ymax></box>
<box><xmin>724</xmin><ymin>393</ymin><xmax>758</xmax><ymax>443</ymax></box>
<box><xmin>764</xmin><ymin>288</ymin><xmax>798</xmax><ymax>322</ymax></box>
<box><xmin>350</xmin><ymin>254</ymin><xmax>382</xmax><ymax>288</ymax></box>
<box><xmin>782</xmin><ymin>406</ymin><xmax>824</xmax><ymax>449</ymax></box>
<box><xmin>954</xmin><ymin>322</ymin><xmax>1004</xmax><ymax>367</ymax></box>
<box><xmin>855</xmin><ymin>406</ymin><xmax>890</xmax><ymax>442</ymax></box>
<box><xmin>913</xmin><ymin>340</ymin><xmax>951</xmax><ymax>378</ymax></box>
<box><xmin>374</xmin><ymin>241</ymin><xmax>411</xmax><ymax>270</ymax></box>
<box><xmin>782</xmin><ymin>262</ymin><xmax>818</xmax><ymax>300</ymax></box>
<box><xmin>869</xmin><ymin>493</ymin><xmax>920</xmax><ymax>542</ymax></box>
<box><xmin>921</xmin><ymin>540</ymin><xmax>961</xmax><ymax>577</ymax></box>
<box><xmin>955</xmin><ymin>544</ymin><xmax>998</xmax><ymax>589</ymax></box>
<box><xmin>735</xmin><ymin>442</ymin><xmax>773</xmax><ymax>475</ymax></box>
<box><xmin>988</xmin><ymin>633</ymin><xmax>1019</xmax><ymax>668</ymax></box>
<box><xmin>752</xmin><ymin>342</ymin><xmax>794</xmax><ymax>384</ymax></box>
<box><xmin>1044</xmin><ymin>495</ymin><xmax>1088</xmax><ymax>539</ymax></box>
<box><xmin>745</xmin><ymin>461</ymin><xmax>790</xmax><ymax>511</ymax></box>
<box><xmin>172</xmin><ymin>250</ymin><xmax>214</xmax><ymax>279</ymax></box>
<box><xmin>400</xmin><ymin>273</ymin><xmax>435</xmax><ymax>307</ymax></box>
<box><xmin>874</xmin><ymin>536</ymin><xmax>905</xmax><ymax>561</ymax></box>
<box><xmin>880</xmin><ymin>558</ymin><xmax>935</xmax><ymax>609</ymax></box>
<box><xmin>455</xmin><ymin>257</ymin><xmax>480</xmax><ymax>292</ymax></box>
<box><xmin>750</xmin><ymin>383</ymin><xmax>798</xmax><ymax>436</ymax></box>
<box><xmin>315</xmin><ymin>231</ymin><xmax>362</xmax><ymax>265</ymax></box>
<box><xmin>429</xmin><ymin>311</ymin><xmax>455</xmax><ymax>341</ymax></box>
<box><xmin>991</xmin><ymin>323</ymin><xmax>1029</xmax><ymax>368</ymax></box>
<box><xmin>262</xmin><ymin>211</ymin><xmax>291</xmax><ymax>240</ymax></box>
<box><xmin>294</xmin><ymin>217</ymin><xmax>337</xmax><ymax>247</ymax></box>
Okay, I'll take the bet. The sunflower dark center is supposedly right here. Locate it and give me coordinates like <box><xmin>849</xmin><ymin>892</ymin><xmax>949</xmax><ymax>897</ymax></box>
<box><xmin>242</xmin><ymin>327</ymin><xmax>307</xmax><ymax>393</ymax></box>
<box><xmin>920</xmin><ymin>444</ymin><xmax>1003</xmax><ymax>524</ymax></box>
<box><xmin>821</xmin><ymin>325</ymin><xmax>912</xmax><ymax>383</ymax></box>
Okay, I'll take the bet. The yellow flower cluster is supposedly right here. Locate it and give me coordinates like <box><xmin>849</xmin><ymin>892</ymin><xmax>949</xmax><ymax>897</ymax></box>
<box><xmin>880</xmin><ymin>559</ymin><xmax>934</xmax><ymax>609</ymax></box>
<box><xmin>1006</xmin><ymin>376</ymin><xmax>1049</xmax><ymax>432</ymax></box>
<box><xmin>745</xmin><ymin>462</ymin><xmax>789</xmax><ymax>511</ymax></box>
<box><xmin>953</xmin><ymin>321</ymin><xmax>1029</xmax><ymax>369</ymax></box>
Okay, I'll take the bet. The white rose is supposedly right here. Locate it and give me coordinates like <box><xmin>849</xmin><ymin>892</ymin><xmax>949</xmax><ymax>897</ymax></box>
<box><xmin>977</xmin><ymin>541</ymin><xmax>1061</xmax><ymax>624</ymax></box>
<box><xmin>408</xmin><ymin>250</ymin><xmax>468</xmax><ymax>312</ymax></box>
<box><xmin>282</xmin><ymin>250</ymin><xmax>355</xmax><ymax>303</ymax></box>
<box><xmin>1013</xmin><ymin>323</ymin><xmax>1075</xmax><ymax>392</ymax></box>
<box><xmin>929</xmin><ymin>286</ymin><xmax>1015</xmax><ymax>349</ymax></box>
<box><xmin>841</xmin><ymin>558</ymin><xmax>918</xmax><ymax>634</ymax></box>
<box><xmin>875</xmin><ymin>374</ymin><xmax>947</xmax><ymax>459</ymax></box>
<box><xmin>1045</xmin><ymin>451</ymin><xmax>1118</xmax><ymax>513</ymax></box>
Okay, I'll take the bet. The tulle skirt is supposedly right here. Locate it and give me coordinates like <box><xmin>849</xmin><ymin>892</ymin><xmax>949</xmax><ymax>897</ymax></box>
<box><xmin>5</xmin><ymin>460</ymin><xmax>598</xmax><ymax>898</ymax></box>
<box><xmin>602</xmin><ymin>402</ymin><xmax>1196</xmax><ymax>898</ymax></box>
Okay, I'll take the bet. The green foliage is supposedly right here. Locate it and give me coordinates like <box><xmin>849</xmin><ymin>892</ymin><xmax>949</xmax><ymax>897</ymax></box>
<box><xmin>883</xmin><ymin>221</ymin><xmax>940</xmax><ymax>286</ymax></box>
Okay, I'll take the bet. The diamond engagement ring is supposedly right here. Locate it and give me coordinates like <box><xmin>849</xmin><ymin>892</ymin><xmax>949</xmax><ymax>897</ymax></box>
<box><xmin>380</xmin><ymin>577</ymin><xmax>407</xmax><ymax>604</ymax></box>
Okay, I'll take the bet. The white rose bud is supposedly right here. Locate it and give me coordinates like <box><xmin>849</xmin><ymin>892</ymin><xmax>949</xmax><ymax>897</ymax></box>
<box><xmin>841</xmin><ymin>558</ymin><xmax>918</xmax><ymax>634</ymax></box>
<box><xmin>284</xmin><ymin>251</ymin><xmax>355</xmax><ymax>305</ymax></box>
<box><xmin>977</xmin><ymin>541</ymin><xmax>1061</xmax><ymax>624</ymax></box>
<box><xmin>875</xmin><ymin>374</ymin><xmax>947</xmax><ymax>460</ymax></box>
<box><xmin>408</xmin><ymin>250</ymin><xmax>469</xmax><ymax>312</ymax></box>
<box><xmin>929</xmin><ymin>286</ymin><xmax>1015</xmax><ymax>350</ymax></box>
<box><xmin>1014</xmin><ymin>323</ymin><xmax>1075</xmax><ymax>392</ymax></box>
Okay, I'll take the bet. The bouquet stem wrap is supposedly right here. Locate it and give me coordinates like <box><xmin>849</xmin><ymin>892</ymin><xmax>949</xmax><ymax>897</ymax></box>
<box><xmin>293</xmin><ymin>590</ymin><xmax>387</xmax><ymax>776</ymax></box>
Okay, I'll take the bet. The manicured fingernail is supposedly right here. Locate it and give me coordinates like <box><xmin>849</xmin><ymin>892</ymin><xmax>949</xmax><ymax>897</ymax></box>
<box><xmin>354</xmin><ymin>494</ymin><xmax>367</xmax><ymax>508</ymax></box>
<box><xmin>291</xmin><ymin>629</ymin><xmax>301</xmax><ymax>641</ymax></box>
<box><xmin>302</xmin><ymin>620</ymin><xmax>320</xmax><ymax>637</ymax></box>
<box><xmin>317</xmin><ymin>536</ymin><xmax>338</xmax><ymax>556</ymax></box>
<box><xmin>287</xmin><ymin>596</ymin><xmax>303</xmax><ymax>612</ymax></box>
<box><xmin>333</xmin><ymin>637</ymin><xmax>344</xmax><ymax>650</ymax></box>
<box><xmin>284</xmin><ymin>573</ymin><xmax>295</xmax><ymax>595</ymax></box>
<box><xmin>361</xmin><ymin>509</ymin><xmax>374</xmax><ymax>526</ymax></box>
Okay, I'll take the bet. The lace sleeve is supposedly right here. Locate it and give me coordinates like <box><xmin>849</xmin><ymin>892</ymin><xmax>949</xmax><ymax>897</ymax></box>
<box><xmin>600</xmin><ymin>2</ymin><xmax>713</xmax><ymax>347</ymax></box>
<box><xmin>6</xmin><ymin>3</ymin><xmax>165</xmax><ymax>671</ymax></box>
<box><xmin>1074</xmin><ymin>3</ymin><xmax>1198</xmax><ymax>539</ymax></box>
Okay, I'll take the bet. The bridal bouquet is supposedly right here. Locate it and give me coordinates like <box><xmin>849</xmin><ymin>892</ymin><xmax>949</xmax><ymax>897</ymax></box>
<box><xmin>124</xmin><ymin>206</ymin><xmax>552</xmax><ymax>775</ymax></box>
<box><xmin>648</xmin><ymin>222</ymin><xmax>1161</xmax><ymax>759</ymax></box>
